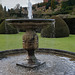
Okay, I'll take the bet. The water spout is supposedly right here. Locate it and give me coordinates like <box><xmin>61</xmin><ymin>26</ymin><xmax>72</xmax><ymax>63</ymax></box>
<box><xmin>27</xmin><ymin>0</ymin><xmax>33</xmax><ymax>19</ymax></box>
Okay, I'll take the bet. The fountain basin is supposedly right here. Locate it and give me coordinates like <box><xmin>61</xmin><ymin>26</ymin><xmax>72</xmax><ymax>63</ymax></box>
<box><xmin>0</xmin><ymin>48</ymin><xmax>75</xmax><ymax>75</ymax></box>
<box><xmin>6</xmin><ymin>19</ymin><xmax>55</xmax><ymax>29</ymax></box>
<box><xmin>5</xmin><ymin>18</ymin><xmax>75</xmax><ymax>74</ymax></box>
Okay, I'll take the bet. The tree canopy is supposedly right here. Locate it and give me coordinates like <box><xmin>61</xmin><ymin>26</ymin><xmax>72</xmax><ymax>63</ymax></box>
<box><xmin>0</xmin><ymin>4</ymin><xmax>4</xmax><ymax>18</ymax></box>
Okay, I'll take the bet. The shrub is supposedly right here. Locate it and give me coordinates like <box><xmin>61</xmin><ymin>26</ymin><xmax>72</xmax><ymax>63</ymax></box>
<box><xmin>0</xmin><ymin>18</ymin><xmax>4</xmax><ymax>24</ymax></box>
<box><xmin>63</xmin><ymin>18</ymin><xmax>75</xmax><ymax>34</ymax></box>
<box><xmin>41</xmin><ymin>16</ymin><xmax>70</xmax><ymax>38</ymax></box>
<box><xmin>52</xmin><ymin>9</ymin><xmax>69</xmax><ymax>15</ymax></box>
<box><xmin>41</xmin><ymin>23</ymin><xmax>54</xmax><ymax>38</ymax></box>
<box><xmin>0</xmin><ymin>21</ymin><xmax>18</xmax><ymax>34</ymax></box>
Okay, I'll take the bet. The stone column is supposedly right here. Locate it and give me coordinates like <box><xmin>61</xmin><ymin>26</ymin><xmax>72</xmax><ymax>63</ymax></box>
<box><xmin>23</xmin><ymin>29</ymin><xmax>38</xmax><ymax>64</ymax></box>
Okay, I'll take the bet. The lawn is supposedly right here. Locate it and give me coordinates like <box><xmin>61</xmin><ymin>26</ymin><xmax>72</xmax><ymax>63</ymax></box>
<box><xmin>0</xmin><ymin>32</ymin><xmax>75</xmax><ymax>52</ymax></box>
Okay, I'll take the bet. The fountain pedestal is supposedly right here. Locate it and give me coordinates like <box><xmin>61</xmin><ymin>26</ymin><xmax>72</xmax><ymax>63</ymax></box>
<box><xmin>16</xmin><ymin>29</ymin><xmax>45</xmax><ymax>68</ymax></box>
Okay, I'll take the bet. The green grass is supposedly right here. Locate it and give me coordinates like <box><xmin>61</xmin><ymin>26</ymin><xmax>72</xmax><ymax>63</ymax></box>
<box><xmin>0</xmin><ymin>32</ymin><xmax>75</xmax><ymax>52</ymax></box>
<box><xmin>39</xmin><ymin>34</ymin><xmax>75</xmax><ymax>52</ymax></box>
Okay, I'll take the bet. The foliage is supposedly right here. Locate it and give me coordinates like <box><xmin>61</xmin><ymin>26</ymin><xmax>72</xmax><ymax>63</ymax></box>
<box><xmin>33</xmin><ymin>0</ymin><xmax>58</xmax><ymax>10</ymax></box>
<box><xmin>50</xmin><ymin>0</ymin><xmax>75</xmax><ymax>15</ymax></box>
<box><xmin>46</xmin><ymin>0</ymin><xmax>51</xmax><ymax>9</ymax></box>
<box><xmin>0</xmin><ymin>18</ymin><xmax>4</xmax><ymax>24</ymax></box>
<box><xmin>8</xmin><ymin>4</ymin><xmax>23</xmax><ymax>18</ymax></box>
<box><xmin>37</xmin><ymin>2</ymin><xmax>47</xmax><ymax>8</ymax></box>
<box><xmin>41</xmin><ymin>16</ymin><xmax>70</xmax><ymax>38</ymax></box>
<box><xmin>53</xmin><ymin>16</ymin><xmax>70</xmax><ymax>38</ymax></box>
<box><xmin>64</xmin><ymin>18</ymin><xmax>75</xmax><ymax>34</ymax></box>
<box><xmin>51</xmin><ymin>0</ymin><xmax>57</xmax><ymax>10</ymax></box>
<box><xmin>0</xmin><ymin>5</ymin><xmax>5</xmax><ymax>24</ymax></box>
<box><xmin>0</xmin><ymin>4</ymin><xmax>9</xmax><ymax>19</ymax></box>
<box><xmin>46</xmin><ymin>0</ymin><xmax>58</xmax><ymax>9</ymax></box>
<box><xmin>61</xmin><ymin>0</ymin><xmax>75</xmax><ymax>14</ymax></box>
<box><xmin>72</xmin><ymin>6</ymin><xmax>75</xmax><ymax>15</ymax></box>
<box><xmin>0</xmin><ymin>4</ymin><xmax>4</xmax><ymax>18</ymax></box>
<box><xmin>0</xmin><ymin>21</ymin><xmax>18</xmax><ymax>34</ymax></box>
<box><xmin>52</xmin><ymin>9</ymin><xmax>71</xmax><ymax>15</ymax></box>
<box><xmin>41</xmin><ymin>24</ymin><xmax>54</xmax><ymax>38</ymax></box>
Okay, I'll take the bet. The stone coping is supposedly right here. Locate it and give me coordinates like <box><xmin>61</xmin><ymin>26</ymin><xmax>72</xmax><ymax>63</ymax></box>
<box><xmin>6</xmin><ymin>19</ymin><xmax>55</xmax><ymax>22</ymax></box>
<box><xmin>0</xmin><ymin>48</ymin><xmax>75</xmax><ymax>59</ymax></box>
<box><xmin>39</xmin><ymin>48</ymin><xmax>75</xmax><ymax>56</ymax></box>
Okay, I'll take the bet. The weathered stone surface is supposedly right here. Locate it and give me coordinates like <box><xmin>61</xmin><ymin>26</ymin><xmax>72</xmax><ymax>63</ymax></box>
<box><xmin>16</xmin><ymin>60</ymin><xmax>45</xmax><ymax>68</ymax></box>
<box><xmin>23</xmin><ymin>30</ymin><xmax>38</xmax><ymax>50</ymax></box>
<box><xmin>0</xmin><ymin>52</ymin><xmax>75</xmax><ymax>75</ymax></box>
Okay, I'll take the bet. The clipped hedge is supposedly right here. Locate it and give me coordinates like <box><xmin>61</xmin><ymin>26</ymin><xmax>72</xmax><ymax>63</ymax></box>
<box><xmin>63</xmin><ymin>18</ymin><xmax>75</xmax><ymax>34</ymax></box>
<box><xmin>0</xmin><ymin>21</ymin><xmax>18</xmax><ymax>34</ymax></box>
<box><xmin>41</xmin><ymin>23</ymin><xmax>54</xmax><ymax>38</ymax></box>
<box><xmin>0</xmin><ymin>18</ymin><xmax>4</xmax><ymax>24</ymax></box>
<box><xmin>41</xmin><ymin>16</ymin><xmax>70</xmax><ymax>38</ymax></box>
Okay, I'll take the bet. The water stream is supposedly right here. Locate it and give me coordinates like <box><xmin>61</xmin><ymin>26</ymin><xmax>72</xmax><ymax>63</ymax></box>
<box><xmin>27</xmin><ymin>0</ymin><xmax>33</xmax><ymax>19</ymax></box>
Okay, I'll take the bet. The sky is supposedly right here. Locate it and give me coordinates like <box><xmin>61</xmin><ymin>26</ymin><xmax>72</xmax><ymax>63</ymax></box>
<box><xmin>1</xmin><ymin>0</ymin><xmax>43</xmax><ymax>9</ymax></box>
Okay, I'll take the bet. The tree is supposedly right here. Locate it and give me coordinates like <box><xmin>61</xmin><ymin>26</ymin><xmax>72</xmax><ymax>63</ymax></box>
<box><xmin>46</xmin><ymin>0</ymin><xmax>51</xmax><ymax>9</ymax></box>
<box><xmin>60</xmin><ymin>0</ymin><xmax>75</xmax><ymax>14</ymax></box>
<box><xmin>19</xmin><ymin>7</ymin><xmax>22</xmax><ymax>17</ymax></box>
<box><xmin>14</xmin><ymin>4</ymin><xmax>20</xmax><ymax>14</ymax></box>
<box><xmin>14</xmin><ymin>4</ymin><xmax>22</xmax><ymax>17</ymax></box>
<box><xmin>0</xmin><ymin>4</ymin><xmax>4</xmax><ymax>18</ymax></box>
<box><xmin>4</xmin><ymin>6</ymin><xmax>6</xmax><ymax>18</ymax></box>
<box><xmin>9</xmin><ymin>8</ymin><xmax>15</xmax><ymax>17</ymax></box>
<box><xmin>46</xmin><ymin>0</ymin><xmax>57</xmax><ymax>10</ymax></box>
<box><xmin>61</xmin><ymin>0</ymin><xmax>75</xmax><ymax>9</ymax></box>
<box><xmin>14</xmin><ymin>3</ymin><xmax>20</xmax><ymax>9</ymax></box>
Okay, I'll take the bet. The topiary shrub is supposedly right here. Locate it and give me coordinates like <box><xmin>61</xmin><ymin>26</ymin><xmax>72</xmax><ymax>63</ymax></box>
<box><xmin>41</xmin><ymin>23</ymin><xmax>54</xmax><ymax>38</ymax></box>
<box><xmin>0</xmin><ymin>21</ymin><xmax>18</xmax><ymax>34</ymax></box>
<box><xmin>0</xmin><ymin>18</ymin><xmax>4</xmax><ymax>24</ymax></box>
<box><xmin>63</xmin><ymin>18</ymin><xmax>75</xmax><ymax>34</ymax></box>
<box><xmin>41</xmin><ymin>16</ymin><xmax>70</xmax><ymax>38</ymax></box>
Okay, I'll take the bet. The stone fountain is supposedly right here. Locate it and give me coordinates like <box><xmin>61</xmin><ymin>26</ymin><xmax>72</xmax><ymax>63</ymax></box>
<box><xmin>6</xmin><ymin>0</ymin><xmax>55</xmax><ymax>68</ymax></box>
<box><xmin>0</xmin><ymin>0</ymin><xmax>75</xmax><ymax>75</ymax></box>
<box><xmin>6</xmin><ymin>19</ymin><xmax>55</xmax><ymax>68</ymax></box>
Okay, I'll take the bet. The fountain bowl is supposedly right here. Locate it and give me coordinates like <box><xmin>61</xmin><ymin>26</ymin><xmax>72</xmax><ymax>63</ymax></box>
<box><xmin>6</xmin><ymin>19</ymin><xmax>55</xmax><ymax>30</ymax></box>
